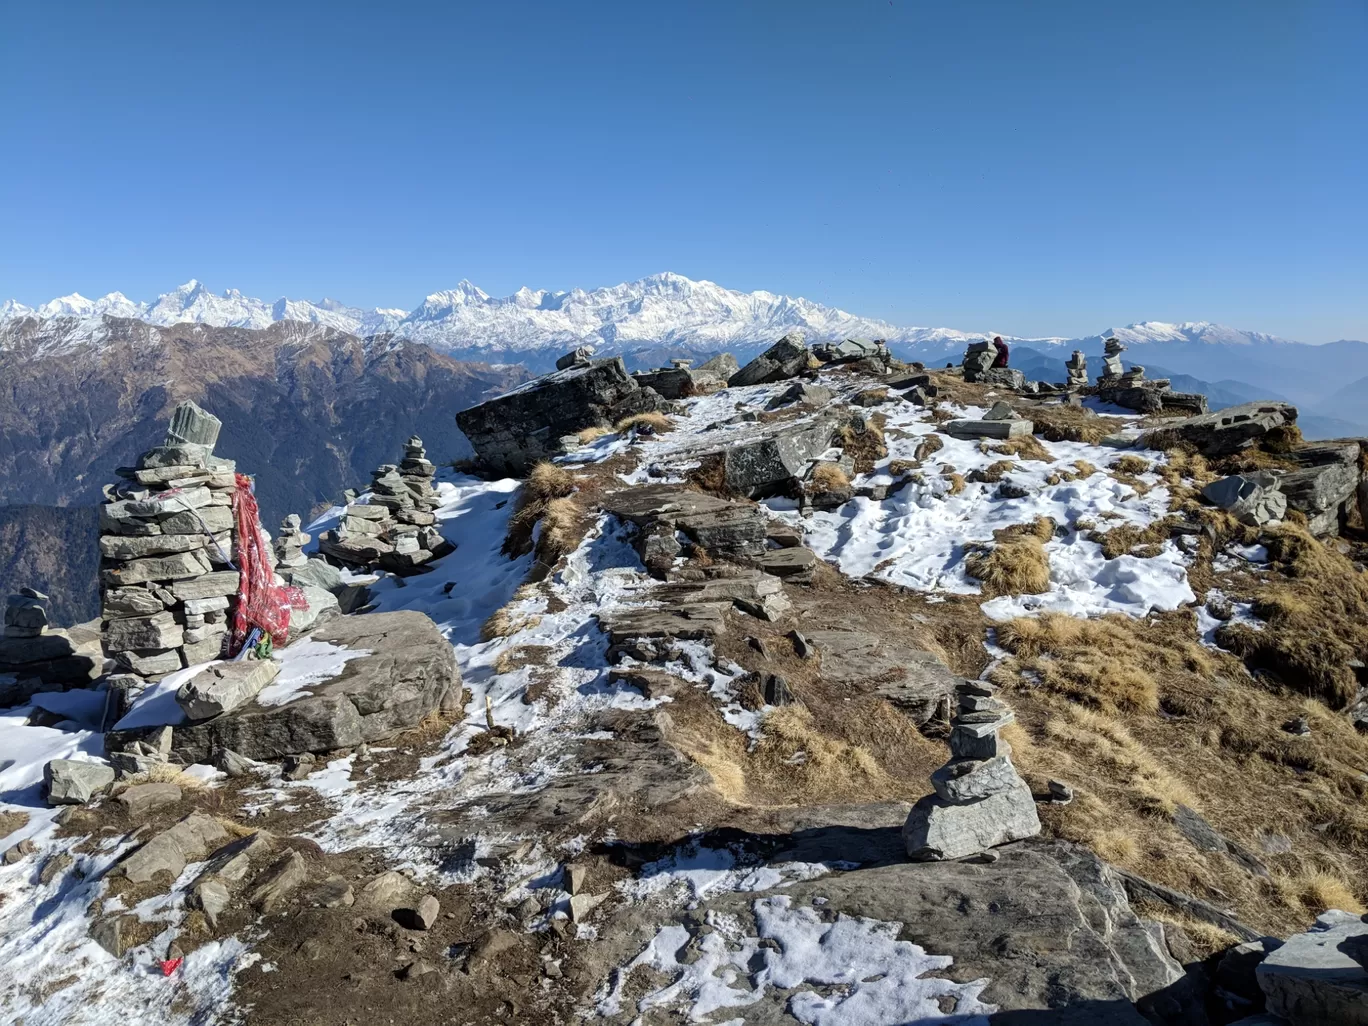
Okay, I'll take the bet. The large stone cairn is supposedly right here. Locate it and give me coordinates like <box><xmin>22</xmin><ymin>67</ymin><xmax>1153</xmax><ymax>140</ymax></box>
<box><xmin>1065</xmin><ymin>350</ymin><xmax>1088</xmax><ymax>389</ymax></box>
<box><xmin>319</xmin><ymin>435</ymin><xmax>445</xmax><ymax>572</ymax></box>
<box><xmin>903</xmin><ymin>680</ymin><xmax>1041</xmax><ymax>861</ymax></box>
<box><xmin>1101</xmin><ymin>337</ymin><xmax>1126</xmax><ymax>381</ymax></box>
<box><xmin>961</xmin><ymin>340</ymin><xmax>997</xmax><ymax>381</ymax></box>
<box><xmin>99</xmin><ymin>401</ymin><xmax>242</xmax><ymax>683</ymax></box>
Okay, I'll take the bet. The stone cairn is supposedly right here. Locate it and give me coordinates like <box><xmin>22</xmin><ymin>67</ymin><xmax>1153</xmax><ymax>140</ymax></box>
<box><xmin>1065</xmin><ymin>350</ymin><xmax>1088</xmax><ymax>389</ymax></box>
<box><xmin>0</xmin><ymin>588</ymin><xmax>99</xmax><ymax>703</ymax></box>
<box><xmin>99</xmin><ymin>401</ymin><xmax>242</xmax><ymax>687</ymax></box>
<box><xmin>319</xmin><ymin>435</ymin><xmax>446</xmax><ymax>573</ymax></box>
<box><xmin>1100</xmin><ymin>337</ymin><xmax>1126</xmax><ymax>381</ymax></box>
<box><xmin>961</xmin><ymin>340</ymin><xmax>996</xmax><ymax>380</ymax></box>
<box><xmin>903</xmin><ymin>679</ymin><xmax>1041</xmax><ymax>861</ymax></box>
<box><xmin>274</xmin><ymin>514</ymin><xmax>309</xmax><ymax>573</ymax></box>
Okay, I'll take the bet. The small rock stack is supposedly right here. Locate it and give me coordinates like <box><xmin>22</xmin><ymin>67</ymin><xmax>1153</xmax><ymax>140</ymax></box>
<box><xmin>319</xmin><ymin>436</ymin><xmax>447</xmax><ymax>573</ymax></box>
<box><xmin>1065</xmin><ymin>350</ymin><xmax>1088</xmax><ymax>389</ymax></box>
<box><xmin>1100</xmin><ymin>337</ymin><xmax>1126</xmax><ymax>380</ymax></box>
<box><xmin>99</xmin><ymin>401</ymin><xmax>242</xmax><ymax>681</ymax></box>
<box><xmin>273</xmin><ymin>514</ymin><xmax>309</xmax><ymax>572</ymax></box>
<box><xmin>903</xmin><ymin>680</ymin><xmax>1041</xmax><ymax>861</ymax></box>
<box><xmin>5</xmin><ymin>588</ymin><xmax>47</xmax><ymax>639</ymax></box>
<box><xmin>0</xmin><ymin>589</ymin><xmax>99</xmax><ymax>701</ymax></box>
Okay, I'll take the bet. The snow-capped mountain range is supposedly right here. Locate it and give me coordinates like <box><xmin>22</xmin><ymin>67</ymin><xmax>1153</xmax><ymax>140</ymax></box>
<box><xmin>3</xmin><ymin>272</ymin><xmax>1308</xmax><ymax>360</ymax></box>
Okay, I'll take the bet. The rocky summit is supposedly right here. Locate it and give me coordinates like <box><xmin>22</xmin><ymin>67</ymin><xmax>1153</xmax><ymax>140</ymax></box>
<box><xmin>5</xmin><ymin>334</ymin><xmax>1368</xmax><ymax>1026</ymax></box>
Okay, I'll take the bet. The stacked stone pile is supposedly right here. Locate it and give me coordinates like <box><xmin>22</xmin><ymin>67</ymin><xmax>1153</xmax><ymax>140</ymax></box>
<box><xmin>1065</xmin><ymin>350</ymin><xmax>1088</xmax><ymax>389</ymax></box>
<box><xmin>1101</xmin><ymin>337</ymin><xmax>1126</xmax><ymax>380</ymax></box>
<box><xmin>903</xmin><ymin>680</ymin><xmax>1041</xmax><ymax>861</ymax></box>
<box><xmin>319</xmin><ymin>435</ymin><xmax>449</xmax><ymax>573</ymax></box>
<box><xmin>0</xmin><ymin>589</ymin><xmax>100</xmax><ymax>701</ymax></box>
<box><xmin>99</xmin><ymin>401</ymin><xmax>242</xmax><ymax>680</ymax></box>
<box><xmin>960</xmin><ymin>341</ymin><xmax>1025</xmax><ymax>389</ymax></box>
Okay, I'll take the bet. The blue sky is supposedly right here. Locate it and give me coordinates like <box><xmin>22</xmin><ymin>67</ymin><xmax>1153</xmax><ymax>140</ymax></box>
<box><xmin>1</xmin><ymin>0</ymin><xmax>1363</xmax><ymax>341</ymax></box>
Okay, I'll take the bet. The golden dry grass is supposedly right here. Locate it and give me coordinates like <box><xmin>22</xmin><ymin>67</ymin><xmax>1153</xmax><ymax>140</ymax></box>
<box><xmin>502</xmin><ymin>461</ymin><xmax>577</xmax><ymax>559</ymax></box>
<box><xmin>809</xmin><ymin>463</ymin><xmax>851</xmax><ymax>493</ymax></box>
<box><xmin>839</xmin><ymin>415</ymin><xmax>888</xmax><ymax>474</ymax></box>
<box><xmin>914</xmin><ymin>434</ymin><xmax>944</xmax><ymax>462</ymax></box>
<box><xmin>1215</xmin><ymin>522</ymin><xmax>1368</xmax><ymax>707</ymax></box>
<box><xmin>1279</xmin><ymin>869</ymin><xmax>1365</xmax><ymax>915</ymax></box>
<box><xmin>989</xmin><ymin>434</ymin><xmax>1054</xmax><ymax>462</ymax></box>
<box><xmin>1111</xmin><ymin>454</ymin><xmax>1152</xmax><ymax>475</ymax></box>
<box><xmin>968</xmin><ymin>459</ymin><xmax>1017</xmax><ymax>483</ymax></box>
<box><xmin>996</xmin><ymin>612</ymin><xmax>1214</xmax><ymax>716</ymax></box>
<box><xmin>575</xmin><ymin>424</ymin><xmax>613</xmax><ymax>445</ymax></box>
<box><xmin>1029</xmin><ymin>404</ymin><xmax>1128</xmax><ymax>444</ymax></box>
<box><xmin>113</xmin><ymin>763</ymin><xmax>209</xmax><ymax>793</ymax></box>
<box><xmin>943</xmin><ymin>471</ymin><xmax>966</xmax><ymax>496</ymax></box>
<box><xmin>615</xmin><ymin>411</ymin><xmax>674</xmax><ymax>434</ymax></box>
<box><xmin>0</xmin><ymin>810</ymin><xmax>30</xmax><ymax>840</ymax></box>
<box><xmin>965</xmin><ymin>520</ymin><xmax>1053</xmax><ymax>599</ymax></box>
<box><xmin>1089</xmin><ymin>519</ymin><xmax>1174</xmax><ymax>559</ymax></box>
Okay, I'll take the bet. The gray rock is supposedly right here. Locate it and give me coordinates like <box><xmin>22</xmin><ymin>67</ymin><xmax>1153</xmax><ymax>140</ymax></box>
<box><xmin>1279</xmin><ymin>446</ymin><xmax>1360</xmax><ymax>535</ymax></box>
<box><xmin>284</xmin><ymin>557</ymin><xmax>343</xmax><ymax>594</ymax></box>
<box><xmin>102</xmin><ymin>549</ymin><xmax>214</xmax><ymax>587</ymax></box>
<box><xmin>812</xmin><ymin>337</ymin><xmax>885</xmax><ymax>364</ymax></box>
<box><xmin>942</xmin><ymin>418</ymin><xmax>1033</xmax><ymax>439</ymax></box>
<box><xmin>287</xmin><ymin>585</ymin><xmax>340</xmax><ymax>636</ymax></box>
<box><xmin>1140</xmin><ymin>402</ymin><xmax>1298</xmax><ymax>457</ymax></box>
<box><xmin>169</xmin><ymin>571</ymin><xmax>241</xmax><ymax>601</ymax></box>
<box><xmin>137</xmin><ymin>444</ymin><xmax>210</xmax><ymax>470</ymax></box>
<box><xmin>90</xmin><ymin>915</ymin><xmax>142</xmax><ymax>958</ymax></box>
<box><xmin>1203</xmin><ymin>472</ymin><xmax>1288</xmax><ymax>526</ymax></box>
<box><xmin>719</xmin><ymin>416</ymin><xmax>841</xmax><ymax>497</ymax></box>
<box><xmin>653</xmin><ymin>570</ymin><xmax>791</xmax><ymax>622</ymax></box>
<box><xmin>555</xmin><ymin>346</ymin><xmax>595</xmax><ymax>370</ymax></box>
<box><xmin>904</xmin><ymin>778</ymin><xmax>1042</xmax><ymax>860</ymax></box>
<box><xmin>455</xmin><ymin>357</ymin><xmax>661</xmax><ymax>476</ymax></box>
<box><xmin>975</xmin><ymin>367</ymin><xmax>1027</xmax><ymax>389</ymax></box>
<box><xmin>103</xmin><ymin>611</ymin><xmax>184</xmax><ymax>653</ymax></box>
<box><xmin>117</xmin><ymin>648</ymin><xmax>183</xmax><ymax>677</ymax></box>
<box><xmin>757</xmin><ymin>546</ymin><xmax>818</xmax><ymax>582</ymax></box>
<box><xmin>1048</xmin><ymin>779</ymin><xmax>1075</xmax><ymax>803</ymax></box>
<box><xmin>1257</xmin><ymin>909</ymin><xmax>1368</xmax><ymax>1024</ymax></box>
<box><xmin>767</xmin><ymin>381</ymin><xmax>833</xmax><ymax>409</ymax></box>
<box><xmin>801</xmin><ymin>629</ymin><xmax>959</xmax><ymax>724</ymax></box>
<box><xmin>114</xmin><ymin>811</ymin><xmax>230</xmax><ymax>884</ymax></box>
<box><xmin>115</xmin><ymin>782</ymin><xmax>182</xmax><ymax>817</ymax></box>
<box><xmin>931</xmin><ymin>755</ymin><xmax>1023</xmax><ymax>803</ymax></box>
<box><xmin>164</xmin><ymin>400</ymin><xmax>222</xmax><ymax>450</ymax></box>
<box><xmin>161</xmin><ymin>612</ymin><xmax>459</xmax><ymax>762</ymax></box>
<box><xmin>177</xmin><ymin>659</ymin><xmax>281</xmax><ymax>721</ymax></box>
<box><xmin>983</xmin><ymin>400</ymin><xmax>1015</xmax><ymax>421</ymax></box>
<box><xmin>360</xmin><ymin>870</ymin><xmax>412</xmax><ymax>909</ymax></box>
<box><xmin>309</xmin><ymin>876</ymin><xmax>355</xmax><ymax>908</ymax></box>
<box><xmin>396</xmin><ymin>894</ymin><xmax>441</xmax><ymax>931</ymax></box>
<box><xmin>950</xmin><ymin>715</ymin><xmax>1014</xmax><ymax>759</ymax></box>
<box><xmin>44</xmin><ymin>759</ymin><xmax>115</xmax><ymax>804</ymax></box>
<box><xmin>601</xmin><ymin>485</ymin><xmax>769</xmax><ymax>562</ymax></box>
<box><xmin>249</xmin><ymin>849</ymin><xmax>310</xmax><ymax>912</ymax></box>
<box><xmin>211</xmin><ymin>747</ymin><xmax>258</xmax><ymax>777</ymax></box>
<box><xmin>102</xmin><ymin>587</ymin><xmax>166</xmax><ymax>618</ymax></box>
<box><xmin>727</xmin><ymin>332</ymin><xmax>809</xmax><ymax>387</ymax></box>
<box><xmin>158</xmin><ymin>504</ymin><xmax>234</xmax><ymax>535</ymax></box>
<box><xmin>191</xmin><ymin>877</ymin><xmax>231</xmax><ymax>926</ymax></box>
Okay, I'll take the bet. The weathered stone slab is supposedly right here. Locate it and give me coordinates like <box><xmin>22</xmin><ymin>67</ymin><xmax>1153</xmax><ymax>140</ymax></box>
<box><xmin>114</xmin><ymin>811</ymin><xmax>229</xmax><ymax>884</ymax></box>
<box><xmin>99</xmin><ymin>531</ymin><xmax>213</xmax><ymax>561</ymax></box>
<box><xmin>904</xmin><ymin>778</ymin><xmax>1042</xmax><ymax>860</ymax></box>
<box><xmin>177</xmin><ymin>659</ymin><xmax>280</xmax><ymax>721</ymax></box>
<box><xmin>721</xmin><ymin>416</ymin><xmax>841</xmax><ymax>497</ymax></box>
<box><xmin>103</xmin><ymin>549</ymin><xmax>213</xmax><ymax>587</ymax></box>
<box><xmin>757</xmin><ymin>546</ymin><xmax>818</xmax><ymax>579</ymax></box>
<box><xmin>1139</xmin><ymin>402</ymin><xmax>1297</xmax><ymax>457</ymax></box>
<box><xmin>138</xmin><ymin>444</ymin><xmax>210</xmax><ymax>470</ymax></box>
<box><xmin>942</xmin><ymin>418</ymin><xmax>1033</xmax><ymax>440</ymax></box>
<box><xmin>601</xmin><ymin>485</ymin><xmax>769</xmax><ymax>561</ymax></box>
<box><xmin>169</xmin><ymin>571</ymin><xmax>241</xmax><ymax>601</ymax></box>
<box><xmin>124</xmin><ymin>487</ymin><xmax>214</xmax><ymax>517</ymax></box>
<box><xmin>801</xmin><ymin>628</ymin><xmax>960</xmax><ymax>724</ymax></box>
<box><xmin>165</xmin><ymin>400</ymin><xmax>222</xmax><ymax>450</ymax></box>
<box><xmin>767</xmin><ymin>381</ymin><xmax>832</xmax><ymax>409</ymax></box>
<box><xmin>1203</xmin><ymin>472</ymin><xmax>1288</xmax><ymax>526</ymax></box>
<box><xmin>103</xmin><ymin>611</ymin><xmax>184</xmax><ymax>653</ymax></box>
<box><xmin>116</xmin><ymin>782</ymin><xmax>182</xmax><ymax>817</ymax></box>
<box><xmin>118</xmin><ymin>648</ymin><xmax>183</xmax><ymax>676</ymax></box>
<box><xmin>158</xmin><ymin>505</ymin><xmax>234</xmax><ymax>535</ymax></box>
<box><xmin>164</xmin><ymin>612</ymin><xmax>459</xmax><ymax>763</ymax></box>
<box><xmin>102</xmin><ymin>588</ymin><xmax>166</xmax><ymax>618</ymax></box>
<box><xmin>1257</xmin><ymin>909</ymin><xmax>1368</xmax><ymax>1024</ymax></box>
<box><xmin>44</xmin><ymin>759</ymin><xmax>115</xmax><ymax>804</ymax></box>
<box><xmin>654</xmin><ymin>571</ymin><xmax>791</xmax><ymax>621</ymax></box>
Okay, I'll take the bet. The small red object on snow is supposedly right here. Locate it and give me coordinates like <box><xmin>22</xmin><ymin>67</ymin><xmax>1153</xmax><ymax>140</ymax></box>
<box><xmin>160</xmin><ymin>957</ymin><xmax>183</xmax><ymax>976</ymax></box>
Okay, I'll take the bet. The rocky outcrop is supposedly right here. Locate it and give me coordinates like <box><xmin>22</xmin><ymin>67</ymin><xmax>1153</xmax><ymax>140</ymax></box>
<box><xmin>802</xmin><ymin>628</ymin><xmax>959</xmax><ymax>724</ymax></box>
<box><xmin>148</xmin><ymin>611</ymin><xmax>460</xmax><ymax>763</ymax></box>
<box><xmin>716</xmin><ymin>416</ymin><xmax>842</xmax><ymax>498</ymax></box>
<box><xmin>600</xmin><ymin>485</ymin><xmax>770</xmax><ymax>571</ymax></box>
<box><xmin>727</xmin><ymin>333</ymin><xmax>809</xmax><ymax>387</ymax></box>
<box><xmin>456</xmin><ymin>357</ymin><xmax>661</xmax><ymax>475</ymax></box>
<box><xmin>0</xmin><ymin>589</ymin><xmax>100</xmax><ymax>690</ymax></box>
<box><xmin>1203</xmin><ymin>472</ymin><xmax>1289</xmax><ymax>526</ymax></box>
<box><xmin>1279</xmin><ymin>443</ymin><xmax>1361</xmax><ymax>536</ymax></box>
<box><xmin>1140</xmin><ymin>402</ymin><xmax>1298</xmax><ymax>457</ymax></box>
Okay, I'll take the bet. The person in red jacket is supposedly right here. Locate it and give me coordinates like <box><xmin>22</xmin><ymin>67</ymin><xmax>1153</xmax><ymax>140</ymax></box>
<box><xmin>991</xmin><ymin>336</ymin><xmax>1010</xmax><ymax>368</ymax></box>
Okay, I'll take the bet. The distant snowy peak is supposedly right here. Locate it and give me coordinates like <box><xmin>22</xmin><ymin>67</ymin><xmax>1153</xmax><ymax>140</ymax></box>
<box><xmin>0</xmin><ymin>273</ymin><xmax>1309</xmax><ymax>358</ymax></box>
<box><xmin>1096</xmin><ymin>321</ymin><xmax>1294</xmax><ymax>348</ymax></box>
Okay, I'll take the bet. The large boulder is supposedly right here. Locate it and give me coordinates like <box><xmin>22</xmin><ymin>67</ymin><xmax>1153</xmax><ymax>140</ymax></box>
<box><xmin>1202</xmin><ymin>472</ymin><xmax>1288</xmax><ymax>526</ymax></box>
<box><xmin>600</xmin><ymin>485</ymin><xmax>770</xmax><ymax>566</ymax></box>
<box><xmin>455</xmin><ymin>358</ymin><xmax>661</xmax><ymax>476</ymax></box>
<box><xmin>1279</xmin><ymin>443</ymin><xmax>1360</xmax><ymax>536</ymax></box>
<box><xmin>718</xmin><ymin>416</ymin><xmax>842</xmax><ymax>497</ymax></box>
<box><xmin>44</xmin><ymin>759</ymin><xmax>115</xmax><ymax>805</ymax></box>
<box><xmin>1257</xmin><ymin>909</ymin><xmax>1368</xmax><ymax>1024</ymax></box>
<box><xmin>152</xmin><ymin>612</ymin><xmax>460</xmax><ymax>763</ymax></box>
<box><xmin>728</xmin><ymin>333</ymin><xmax>809</xmax><ymax>387</ymax></box>
<box><xmin>903</xmin><ymin>777</ymin><xmax>1042</xmax><ymax>861</ymax></box>
<box><xmin>1140</xmin><ymin>402</ymin><xmax>1298</xmax><ymax>457</ymax></box>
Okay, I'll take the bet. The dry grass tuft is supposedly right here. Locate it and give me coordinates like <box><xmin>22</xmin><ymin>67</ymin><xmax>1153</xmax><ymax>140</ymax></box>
<box><xmin>1135</xmin><ymin>905</ymin><xmax>1240</xmax><ymax>960</ymax></box>
<box><xmin>1111</xmin><ymin>454</ymin><xmax>1152</xmax><ymax>475</ymax></box>
<box><xmin>1029</xmin><ymin>404</ymin><xmax>1128</xmax><ymax>444</ymax></box>
<box><xmin>1043</xmin><ymin>705</ymin><xmax>1199</xmax><ymax>814</ymax></box>
<box><xmin>1278</xmin><ymin>869</ymin><xmax>1365</xmax><ymax>915</ymax></box>
<box><xmin>965</xmin><ymin>520</ymin><xmax>1054</xmax><ymax>598</ymax></box>
<box><xmin>502</xmin><ymin>461</ymin><xmax>578</xmax><ymax>562</ymax></box>
<box><xmin>989</xmin><ymin>434</ymin><xmax>1053</xmax><ymax>462</ymax></box>
<box><xmin>686</xmin><ymin>454</ymin><xmax>732</xmax><ymax>497</ymax></box>
<box><xmin>838</xmin><ymin>415</ymin><xmax>888</xmax><ymax>474</ymax></box>
<box><xmin>1073</xmin><ymin>459</ymin><xmax>1099</xmax><ymax>478</ymax></box>
<box><xmin>115</xmin><ymin>763</ymin><xmax>208</xmax><ymax>793</ymax></box>
<box><xmin>943</xmin><ymin>471</ymin><xmax>966</xmax><ymax>496</ymax></box>
<box><xmin>576</xmin><ymin>424</ymin><xmax>613</xmax><ymax>445</ymax></box>
<box><xmin>0</xmin><ymin>810</ymin><xmax>30</xmax><ymax>841</ymax></box>
<box><xmin>615</xmin><ymin>411</ymin><xmax>674</xmax><ymax>435</ymax></box>
<box><xmin>809</xmin><ymin>463</ymin><xmax>851</xmax><ymax>494</ymax></box>
<box><xmin>480</xmin><ymin>604</ymin><xmax>543</xmax><ymax>642</ymax></box>
<box><xmin>967</xmin><ymin>459</ymin><xmax>1017</xmax><ymax>484</ymax></box>
<box><xmin>1215</xmin><ymin>522</ymin><xmax>1368</xmax><ymax>708</ymax></box>
<box><xmin>1089</xmin><ymin>519</ymin><xmax>1174</xmax><ymax>560</ymax></box>
<box><xmin>997</xmin><ymin>612</ymin><xmax>1213</xmax><ymax>716</ymax></box>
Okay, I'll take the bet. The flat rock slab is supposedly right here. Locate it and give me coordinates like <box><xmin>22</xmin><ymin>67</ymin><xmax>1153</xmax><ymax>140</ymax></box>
<box><xmin>801</xmin><ymin>628</ymin><xmax>960</xmax><ymax>724</ymax></box>
<box><xmin>1139</xmin><ymin>401</ymin><xmax>1298</xmax><ymax>457</ymax></box>
<box><xmin>177</xmin><ymin>659</ymin><xmax>280</xmax><ymax>721</ymax></box>
<box><xmin>1258</xmin><ymin>909</ymin><xmax>1368</xmax><ymax>1024</ymax></box>
<box><xmin>601</xmin><ymin>485</ymin><xmax>768</xmax><ymax>560</ymax></box>
<box><xmin>942</xmin><ymin>418</ymin><xmax>1033</xmax><ymax>439</ymax></box>
<box><xmin>166</xmin><ymin>611</ymin><xmax>460</xmax><ymax>763</ymax></box>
